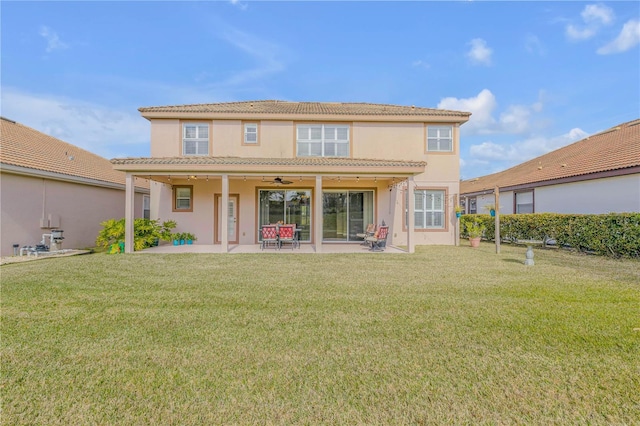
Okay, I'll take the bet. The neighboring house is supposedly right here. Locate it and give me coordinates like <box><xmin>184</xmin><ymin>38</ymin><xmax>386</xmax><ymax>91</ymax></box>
<box><xmin>460</xmin><ymin>119</ymin><xmax>640</xmax><ymax>215</ymax></box>
<box><xmin>112</xmin><ymin>100</ymin><xmax>471</xmax><ymax>253</ymax></box>
<box><xmin>0</xmin><ymin>117</ymin><xmax>149</xmax><ymax>256</ymax></box>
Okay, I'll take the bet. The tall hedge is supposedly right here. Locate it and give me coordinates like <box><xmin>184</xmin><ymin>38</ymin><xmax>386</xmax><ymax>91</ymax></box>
<box><xmin>459</xmin><ymin>213</ymin><xmax>640</xmax><ymax>258</ymax></box>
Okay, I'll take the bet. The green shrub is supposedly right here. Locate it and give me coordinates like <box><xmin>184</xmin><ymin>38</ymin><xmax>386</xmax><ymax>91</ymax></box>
<box><xmin>460</xmin><ymin>213</ymin><xmax>640</xmax><ymax>258</ymax></box>
<box><xmin>96</xmin><ymin>218</ymin><xmax>177</xmax><ymax>252</ymax></box>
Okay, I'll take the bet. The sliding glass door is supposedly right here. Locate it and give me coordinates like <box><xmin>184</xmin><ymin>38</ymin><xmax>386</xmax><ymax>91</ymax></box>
<box><xmin>323</xmin><ymin>190</ymin><xmax>374</xmax><ymax>242</ymax></box>
<box><xmin>259</xmin><ymin>190</ymin><xmax>311</xmax><ymax>241</ymax></box>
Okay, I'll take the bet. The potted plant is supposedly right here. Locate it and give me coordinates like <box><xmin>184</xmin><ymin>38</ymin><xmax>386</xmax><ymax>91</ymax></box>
<box><xmin>183</xmin><ymin>232</ymin><xmax>197</xmax><ymax>245</ymax></box>
<box><xmin>171</xmin><ymin>233</ymin><xmax>181</xmax><ymax>246</ymax></box>
<box><xmin>484</xmin><ymin>204</ymin><xmax>496</xmax><ymax>217</ymax></box>
<box><xmin>465</xmin><ymin>221</ymin><xmax>485</xmax><ymax>248</ymax></box>
<box><xmin>454</xmin><ymin>205</ymin><xmax>463</xmax><ymax>218</ymax></box>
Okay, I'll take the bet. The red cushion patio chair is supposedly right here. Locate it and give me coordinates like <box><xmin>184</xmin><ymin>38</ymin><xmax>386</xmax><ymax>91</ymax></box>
<box><xmin>261</xmin><ymin>225</ymin><xmax>278</xmax><ymax>250</ymax></box>
<box><xmin>365</xmin><ymin>225</ymin><xmax>389</xmax><ymax>252</ymax></box>
<box><xmin>278</xmin><ymin>224</ymin><xmax>295</xmax><ymax>250</ymax></box>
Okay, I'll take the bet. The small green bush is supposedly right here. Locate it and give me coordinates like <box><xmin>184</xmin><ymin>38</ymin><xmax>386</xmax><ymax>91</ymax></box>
<box><xmin>96</xmin><ymin>218</ymin><xmax>176</xmax><ymax>252</ymax></box>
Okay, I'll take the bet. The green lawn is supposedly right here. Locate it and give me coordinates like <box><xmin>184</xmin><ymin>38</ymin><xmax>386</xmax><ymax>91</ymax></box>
<box><xmin>2</xmin><ymin>244</ymin><xmax>639</xmax><ymax>425</ymax></box>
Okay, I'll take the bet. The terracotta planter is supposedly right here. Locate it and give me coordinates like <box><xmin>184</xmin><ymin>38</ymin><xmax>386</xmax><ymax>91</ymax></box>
<box><xmin>469</xmin><ymin>237</ymin><xmax>481</xmax><ymax>248</ymax></box>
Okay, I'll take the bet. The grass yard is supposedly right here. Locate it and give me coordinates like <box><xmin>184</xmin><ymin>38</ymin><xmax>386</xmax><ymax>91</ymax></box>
<box><xmin>2</xmin><ymin>243</ymin><xmax>639</xmax><ymax>425</ymax></box>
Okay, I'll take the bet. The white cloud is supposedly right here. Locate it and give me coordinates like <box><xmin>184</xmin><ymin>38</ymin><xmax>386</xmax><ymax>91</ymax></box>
<box><xmin>581</xmin><ymin>4</ymin><xmax>614</xmax><ymax>25</ymax></box>
<box><xmin>39</xmin><ymin>26</ymin><xmax>69</xmax><ymax>53</ymax></box>
<box><xmin>468</xmin><ymin>128</ymin><xmax>589</xmax><ymax>166</ymax></box>
<box><xmin>1</xmin><ymin>88</ymin><xmax>149</xmax><ymax>159</ymax></box>
<box><xmin>438</xmin><ymin>89</ymin><xmax>497</xmax><ymax>134</ymax></box>
<box><xmin>412</xmin><ymin>60</ymin><xmax>430</xmax><ymax>70</ymax></box>
<box><xmin>566</xmin><ymin>24</ymin><xmax>597</xmax><ymax>41</ymax></box>
<box><xmin>438</xmin><ymin>89</ymin><xmax>544</xmax><ymax>136</ymax></box>
<box><xmin>229</xmin><ymin>0</ymin><xmax>248</xmax><ymax>11</ymax></box>
<box><xmin>466</xmin><ymin>38</ymin><xmax>492</xmax><ymax>66</ymax></box>
<box><xmin>499</xmin><ymin>105</ymin><xmax>533</xmax><ymax>134</ymax></box>
<box><xmin>566</xmin><ymin>3</ymin><xmax>615</xmax><ymax>41</ymax></box>
<box><xmin>218</xmin><ymin>27</ymin><xmax>288</xmax><ymax>86</ymax></box>
<box><xmin>597</xmin><ymin>19</ymin><xmax>640</xmax><ymax>54</ymax></box>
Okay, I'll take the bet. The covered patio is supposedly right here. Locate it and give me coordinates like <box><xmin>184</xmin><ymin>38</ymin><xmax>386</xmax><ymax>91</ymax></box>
<box><xmin>112</xmin><ymin>157</ymin><xmax>426</xmax><ymax>255</ymax></box>
<box><xmin>135</xmin><ymin>243</ymin><xmax>407</xmax><ymax>255</ymax></box>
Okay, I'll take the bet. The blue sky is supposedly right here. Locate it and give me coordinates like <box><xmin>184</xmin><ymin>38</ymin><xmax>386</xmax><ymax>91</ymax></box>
<box><xmin>2</xmin><ymin>1</ymin><xmax>639</xmax><ymax>179</ymax></box>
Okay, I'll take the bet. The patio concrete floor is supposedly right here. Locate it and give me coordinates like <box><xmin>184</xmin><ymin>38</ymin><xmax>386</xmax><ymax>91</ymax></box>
<box><xmin>137</xmin><ymin>243</ymin><xmax>406</xmax><ymax>254</ymax></box>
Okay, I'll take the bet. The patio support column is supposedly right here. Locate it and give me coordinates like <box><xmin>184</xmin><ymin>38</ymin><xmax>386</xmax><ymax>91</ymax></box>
<box><xmin>314</xmin><ymin>175</ymin><xmax>323</xmax><ymax>253</ymax></box>
<box><xmin>221</xmin><ymin>174</ymin><xmax>229</xmax><ymax>253</ymax></box>
<box><xmin>407</xmin><ymin>176</ymin><xmax>415</xmax><ymax>254</ymax></box>
<box><xmin>124</xmin><ymin>173</ymin><xmax>135</xmax><ymax>253</ymax></box>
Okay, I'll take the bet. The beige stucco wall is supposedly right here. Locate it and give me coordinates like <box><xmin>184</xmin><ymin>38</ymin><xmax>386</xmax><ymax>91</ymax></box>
<box><xmin>146</xmin><ymin>118</ymin><xmax>463</xmax><ymax>247</ymax></box>
<box><xmin>148</xmin><ymin>118</ymin><xmax>459</xmax><ymax>177</ymax></box>
<box><xmin>150</xmin><ymin>119</ymin><xmax>181</xmax><ymax>157</ymax></box>
<box><xmin>0</xmin><ymin>172</ymin><xmax>145</xmax><ymax>256</ymax></box>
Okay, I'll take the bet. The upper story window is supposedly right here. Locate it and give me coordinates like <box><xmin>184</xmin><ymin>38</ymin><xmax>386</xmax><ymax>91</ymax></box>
<box><xmin>244</xmin><ymin>123</ymin><xmax>258</xmax><ymax>145</ymax></box>
<box><xmin>427</xmin><ymin>125</ymin><xmax>453</xmax><ymax>152</ymax></box>
<box><xmin>297</xmin><ymin>124</ymin><xmax>349</xmax><ymax>157</ymax></box>
<box><xmin>183</xmin><ymin>123</ymin><xmax>209</xmax><ymax>155</ymax></box>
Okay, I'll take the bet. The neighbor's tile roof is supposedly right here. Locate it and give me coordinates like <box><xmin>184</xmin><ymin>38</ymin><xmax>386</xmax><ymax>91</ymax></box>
<box><xmin>460</xmin><ymin>119</ymin><xmax>640</xmax><ymax>194</ymax></box>
<box><xmin>0</xmin><ymin>117</ymin><xmax>148</xmax><ymax>189</ymax></box>
<box><xmin>139</xmin><ymin>100</ymin><xmax>471</xmax><ymax>117</ymax></box>
<box><xmin>111</xmin><ymin>156</ymin><xmax>426</xmax><ymax>169</ymax></box>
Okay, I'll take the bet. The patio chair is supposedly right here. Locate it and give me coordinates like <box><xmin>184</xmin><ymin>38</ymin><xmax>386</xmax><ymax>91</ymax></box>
<box><xmin>365</xmin><ymin>225</ymin><xmax>389</xmax><ymax>252</ymax></box>
<box><xmin>261</xmin><ymin>225</ymin><xmax>279</xmax><ymax>250</ymax></box>
<box><xmin>278</xmin><ymin>224</ymin><xmax>296</xmax><ymax>250</ymax></box>
<box><xmin>356</xmin><ymin>223</ymin><xmax>376</xmax><ymax>246</ymax></box>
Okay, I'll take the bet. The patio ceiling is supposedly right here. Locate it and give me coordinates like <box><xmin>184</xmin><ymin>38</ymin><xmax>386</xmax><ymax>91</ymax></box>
<box><xmin>111</xmin><ymin>156</ymin><xmax>427</xmax><ymax>184</ymax></box>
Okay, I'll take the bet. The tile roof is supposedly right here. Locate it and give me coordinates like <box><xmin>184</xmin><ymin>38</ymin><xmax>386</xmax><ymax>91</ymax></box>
<box><xmin>0</xmin><ymin>117</ymin><xmax>148</xmax><ymax>189</ymax></box>
<box><xmin>461</xmin><ymin>119</ymin><xmax>640</xmax><ymax>194</ymax></box>
<box><xmin>111</xmin><ymin>156</ymin><xmax>426</xmax><ymax>169</ymax></box>
<box><xmin>139</xmin><ymin>100</ymin><xmax>471</xmax><ymax>118</ymax></box>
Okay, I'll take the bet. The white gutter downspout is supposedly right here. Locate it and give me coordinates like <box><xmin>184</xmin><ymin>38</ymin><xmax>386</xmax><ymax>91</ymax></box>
<box><xmin>124</xmin><ymin>173</ymin><xmax>135</xmax><ymax>253</ymax></box>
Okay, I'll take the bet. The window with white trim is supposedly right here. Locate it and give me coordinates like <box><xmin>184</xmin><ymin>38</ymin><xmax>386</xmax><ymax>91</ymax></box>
<box><xmin>174</xmin><ymin>186</ymin><xmax>193</xmax><ymax>212</ymax></box>
<box><xmin>143</xmin><ymin>195</ymin><xmax>150</xmax><ymax>219</ymax></box>
<box><xmin>515</xmin><ymin>191</ymin><xmax>534</xmax><ymax>214</ymax></box>
<box><xmin>427</xmin><ymin>125</ymin><xmax>453</xmax><ymax>152</ymax></box>
<box><xmin>244</xmin><ymin>123</ymin><xmax>258</xmax><ymax>144</ymax></box>
<box><xmin>297</xmin><ymin>124</ymin><xmax>349</xmax><ymax>157</ymax></box>
<box><xmin>183</xmin><ymin>123</ymin><xmax>209</xmax><ymax>155</ymax></box>
<box><xmin>409</xmin><ymin>189</ymin><xmax>446</xmax><ymax>229</ymax></box>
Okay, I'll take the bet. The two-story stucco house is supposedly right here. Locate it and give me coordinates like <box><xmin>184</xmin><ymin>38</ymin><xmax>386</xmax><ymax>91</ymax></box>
<box><xmin>112</xmin><ymin>101</ymin><xmax>470</xmax><ymax>253</ymax></box>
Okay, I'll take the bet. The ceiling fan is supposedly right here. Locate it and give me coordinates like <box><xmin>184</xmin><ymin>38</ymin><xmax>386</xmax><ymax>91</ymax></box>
<box><xmin>270</xmin><ymin>176</ymin><xmax>293</xmax><ymax>185</ymax></box>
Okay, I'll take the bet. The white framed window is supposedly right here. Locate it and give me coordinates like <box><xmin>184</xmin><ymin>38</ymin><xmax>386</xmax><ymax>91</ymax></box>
<box><xmin>244</xmin><ymin>123</ymin><xmax>258</xmax><ymax>144</ymax></box>
<box><xmin>183</xmin><ymin>123</ymin><xmax>209</xmax><ymax>155</ymax></box>
<box><xmin>427</xmin><ymin>125</ymin><xmax>453</xmax><ymax>152</ymax></box>
<box><xmin>143</xmin><ymin>195</ymin><xmax>150</xmax><ymax>219</ymax></box>
<box><xmin>174</xmin><ymin>186</ymin><xmax>193</xmax><ymax>212</ymax></box>
<box><xmin>297</xmin><ymin>124</ymin><xmax>349</xmax><ymax>157</ymax></box>
<box><xmin>409</xmin><ymin>189</ymin><xmax>446</xmax><ymax>229</ymax></box>
<box><xmin>515</xmin><ymin>191</ymin><xmax>534</xmax><ymax>214</ymax></box>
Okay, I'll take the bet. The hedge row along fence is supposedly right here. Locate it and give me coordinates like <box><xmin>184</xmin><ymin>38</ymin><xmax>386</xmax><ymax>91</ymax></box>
<box><xmin>459</xmin><ymin>213</ymin><xmax>640</xmax><ymax>258</ymax></box>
